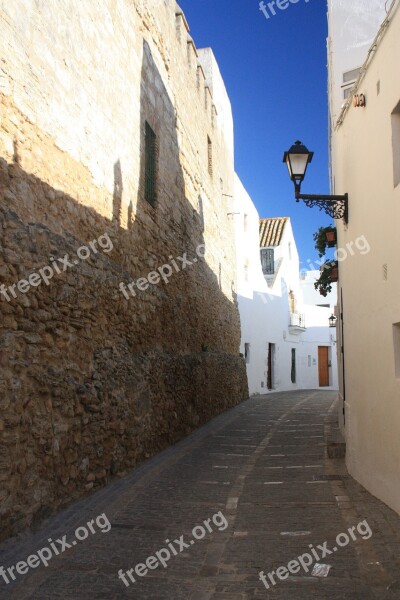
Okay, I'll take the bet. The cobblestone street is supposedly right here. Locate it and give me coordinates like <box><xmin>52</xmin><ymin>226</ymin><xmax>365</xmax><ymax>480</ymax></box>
<box><xmin>1</xmin><ymin>391</ymin><xmax>400</xmax><ymax>599</ymax></box>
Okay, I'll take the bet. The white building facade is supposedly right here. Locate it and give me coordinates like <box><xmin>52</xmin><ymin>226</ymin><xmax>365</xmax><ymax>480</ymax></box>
<box><xmin>327</xmin><ymin>0</ymin><xmax>388</xmax><ymax>124</ymax></box>
<box><xmin>328</xmin><ymin>0</ymin><xmax>400</xmax><ymax>515</ymax></box>
<box><xmin>234</xmin><ymin>175</ymin><xmax>338</xmax><ymax>396</ymax></box>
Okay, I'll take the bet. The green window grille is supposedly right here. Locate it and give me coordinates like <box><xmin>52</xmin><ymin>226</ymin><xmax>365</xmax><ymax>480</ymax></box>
<box><xmin>291</xmin><ymin>348</ymin><xmax>296</xmax><ymax>383</ymax></box>
<box><xmin>260</xmin><ymin>249</ymin><xmax>274</xmax><ymax>275</ymax></box>
<box><xmin>145</xmin><ymin>121</ymin><xmax>157</xmax><ymax>206</ymax></box>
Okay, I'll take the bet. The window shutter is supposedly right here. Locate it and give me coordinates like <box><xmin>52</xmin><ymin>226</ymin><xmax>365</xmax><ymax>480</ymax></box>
<box><xmin>145</xmin><ymin>121</ymin><xmax>157</xmax><ymax>206</ymax></box>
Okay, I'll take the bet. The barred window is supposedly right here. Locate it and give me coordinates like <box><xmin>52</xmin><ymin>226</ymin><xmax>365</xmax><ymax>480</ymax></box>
<box><xmin>260</xmin><ymin>249</ymin><xmax>274</xmax><ymax>275</ymax></box>
<box><xmin>145</xmin><ymin>121</ymin><xmax>157</xmax><ymax>207</ymax></box>
<box><xmin>291</xmin><ymin>348</ymin><xmax>296</xmax><ymax>384</ymax></box>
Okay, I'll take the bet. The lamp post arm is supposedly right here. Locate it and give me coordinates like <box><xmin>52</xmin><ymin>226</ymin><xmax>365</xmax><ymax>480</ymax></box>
<box><xmin>294</xmin><ymin>189</ymin><xmax>348</xmax><ymax>223</ymax></box>
<box><xmin>295</xmin><ymin>192</ymin><xmax>348</xmax><ymax>202</ymax></box>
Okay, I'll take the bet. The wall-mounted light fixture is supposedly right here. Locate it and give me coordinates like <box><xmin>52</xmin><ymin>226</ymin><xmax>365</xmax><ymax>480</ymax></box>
<box><xmin>329</xmin><ymin>314</ymin><xmax>337</xmax><ymax>328</ymax></box>
<box><xmin>283</xmin><ymin>141</ymin><xmax>349</xmax><ymax>223</ymax></box>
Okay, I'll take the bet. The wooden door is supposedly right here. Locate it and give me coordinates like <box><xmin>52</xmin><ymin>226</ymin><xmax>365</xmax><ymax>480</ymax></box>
<box><xmin>318</xmin><ymin>346</ymin><xmax>329</xmax><ymax>387</ymax></box>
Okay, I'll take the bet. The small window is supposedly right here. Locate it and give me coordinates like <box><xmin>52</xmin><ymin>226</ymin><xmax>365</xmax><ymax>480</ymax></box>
<box><xmin>207</xmin><ymin>136</ymin><xmax>213</xmax><ymax>177</ymax></box>
<box><xmin>245</xmin><ymin>343</ymin><xmax>250</xmax><ymax>364</ymax></box>
<box><xmin>343</xmin><ymin>86</ymin><xmax>354</xmax><ymax>100</ymax></box>
<box><xmin>145</xmin><ymin>121</ymin><xmax>157</xmax><ymax>206</ymax></box>
<box><xmin>260</xmin><ymin>249</ymin><xmax>274</xmax><ymax>275</ymax></box>
<box><xmin>244</xmin><ymin>214</ymin><xmax>248</xmax><ymax>232</ymax></box>
<box><xmin>291</xmin><ymin>348</ymin><xmax>296</xmax><ymax>383</ymax></box>
<box><xmin>342</xmin><ymin>67</ymin><xmax>361</xmax><ymax>100</ymax></box>
<box><xmin>391</xmin><ymin>100</ymin><xmax>400</xmax><ymax>187</ymax></box>
<box><xmin>343</xmin><ymin>67</ymin><xmax>361</xmax><ymax>84</ymax></box>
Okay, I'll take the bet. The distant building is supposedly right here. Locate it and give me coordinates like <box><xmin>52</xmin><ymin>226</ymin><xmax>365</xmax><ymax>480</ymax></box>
<box><xmin>328</xmin><ymin>0</ymin><xmax>400</xmax><ymax>514</ymax></box>
<box><xmin>300</xmin><ymin>269</ymin><xmax>337</xmax><ymax>311</ymax></box>
<box><xmin>234</xmin><ymin>175</ymin><xmax>338</xmax><ymax>395</ymax></box>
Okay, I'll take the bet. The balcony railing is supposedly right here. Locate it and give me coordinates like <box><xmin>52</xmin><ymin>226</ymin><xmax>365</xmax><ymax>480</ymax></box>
<box><xmin>289</xmin><ymin>313</ymin><xmax>306</xmax><ymax>329</ymax></box>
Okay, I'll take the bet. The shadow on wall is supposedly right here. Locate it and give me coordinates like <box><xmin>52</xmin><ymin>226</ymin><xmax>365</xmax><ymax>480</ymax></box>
<box><xmin>0</xmin><ymin>40</ymin><xmax>248</xmax><ymax>541</ymax></box>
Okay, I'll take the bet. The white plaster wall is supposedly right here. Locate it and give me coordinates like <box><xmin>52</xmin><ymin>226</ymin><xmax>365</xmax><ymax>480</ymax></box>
<box><xmin>234</xmin><ymin>175</ymin><xmax>280</xmax><ymax>394</ymax></box>
<box><xmin>234</xmin><ymin>174</ymin><xmax>338</xmax><ymax>396</ymax></box>
<box><xmin>327</xmin><ymin>0</ymin><xmax>387</xmax><ymax>125</ymax></box>
<box><xmin>329</xmin><ymin>3</ymin><xmax>400</xmax><ymax>515</ymax></box>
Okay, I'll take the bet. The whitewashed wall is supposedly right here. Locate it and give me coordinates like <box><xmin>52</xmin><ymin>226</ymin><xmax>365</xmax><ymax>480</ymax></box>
<box><xmin>328</xmin><ymin>0</ymin><xmax>387</xmax><ymax>125</ymax></box>
<box><xmin>234</xmin><ymin>175</ymin><xmax>338</xmax><ymax>395</ymax></box>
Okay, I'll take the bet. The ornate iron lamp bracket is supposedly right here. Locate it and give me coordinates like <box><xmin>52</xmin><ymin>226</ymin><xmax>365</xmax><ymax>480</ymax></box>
<box><xmin>295</xmin><ymin>189</ymin><xmax>348</xmax><ymax>224</ymax></box>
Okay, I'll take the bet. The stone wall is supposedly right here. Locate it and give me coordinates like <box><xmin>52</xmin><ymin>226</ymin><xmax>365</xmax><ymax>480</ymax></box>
<box><xmin>0</xmin><ymin>0</ymin><xmax>248</xmax><ymax>540</ymax></box>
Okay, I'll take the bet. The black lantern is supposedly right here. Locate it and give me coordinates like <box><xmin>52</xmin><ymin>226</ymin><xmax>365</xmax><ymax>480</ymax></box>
<box><xmin>329</xmin><ymin>314</ymin><xmax>337</xmax><ymax>328</ymax></box>
<box><xmin>283</xmin><ymin>141</ymin><xmax>349</xmax><ymax>223</ymax></box>
<box><xmin>283</xmin><ymin>141</ymin><xmax>314</xmax><ymax>193</ymax></box>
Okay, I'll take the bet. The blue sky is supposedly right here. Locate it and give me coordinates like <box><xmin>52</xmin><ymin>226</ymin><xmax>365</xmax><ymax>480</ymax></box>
<box><xmin>179</xmin><ymin>0</ymin><xmax>332</xmax><ymax>267</ymax></box>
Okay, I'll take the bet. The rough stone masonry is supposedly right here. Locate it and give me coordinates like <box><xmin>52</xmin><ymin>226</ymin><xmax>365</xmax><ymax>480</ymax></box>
<box><xmin>0</xmin><ymin>0</ymin><xmax>248</xmax><ymax>541</ymax></box>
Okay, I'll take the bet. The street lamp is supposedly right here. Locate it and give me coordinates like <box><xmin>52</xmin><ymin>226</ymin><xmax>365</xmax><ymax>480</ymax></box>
<box><xmin>329</xmin><ymin>314</ymin><xmax>337</xmax><ymax>328</ymax></box>
<box><xmin>283</xmin><ymin>140</ymin><xmax>313</xmax><ymax>190</ymax></box>
<box><xmin>283</xmin><ymin>141</ymin><xmax>349</xmax><ymax>223</ymax></box>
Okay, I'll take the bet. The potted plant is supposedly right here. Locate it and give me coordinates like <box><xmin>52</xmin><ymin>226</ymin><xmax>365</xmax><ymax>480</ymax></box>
<box><xmin>314</xmin><ymin>261</ymin><xmax>339</xmax><ymax>296</ymax></box>
<box><xmin>325</xmin><ymin>226</ymin><xmax>337</xmax><ymax>248</ymax></box>
<box><xmin>313</xmin><ymin>225</ymin><xmax>337</xmax><ymax>257</ymax></box>
<box><xmin>330</xmin><ymin>261</ymin><xmax>339</xmax><ymax>282</ymax></box>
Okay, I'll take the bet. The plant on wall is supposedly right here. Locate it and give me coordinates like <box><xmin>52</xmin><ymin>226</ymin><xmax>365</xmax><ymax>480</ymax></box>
<box><xmin>314</xmin><ymin>261</ymin><xmax>339</xmax><ymax>296</ymax></box>
<box><xmin>313</xmin><ymin>225</ymin><xmax>337</xmax><ymax>258</ymax></box>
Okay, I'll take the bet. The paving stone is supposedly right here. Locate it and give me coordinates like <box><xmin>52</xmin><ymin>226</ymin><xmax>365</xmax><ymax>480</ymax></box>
<box><xmin>1</xmin><ymin>391</ymin><xmax>400</xmax><ymax>599</ymax></box>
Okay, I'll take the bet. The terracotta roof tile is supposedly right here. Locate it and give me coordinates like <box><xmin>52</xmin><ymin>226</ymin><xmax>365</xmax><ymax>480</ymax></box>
<box><xmin>259</xmin><ymin>217</ymin><xmax>288</xmax><ymax>247</ymax></box>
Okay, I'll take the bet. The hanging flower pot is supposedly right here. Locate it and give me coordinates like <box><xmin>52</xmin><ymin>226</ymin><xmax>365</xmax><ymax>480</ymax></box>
<box><xmin>325</xmin><ymin>228</ymin><xmax>337</xmax><ymax>248</ymax></box>
<box><xmin>329</xmin><ymin>261</ymin><xmax>339</xmax><ymax>282</ymax></box>
<box><xmin>313</xmin><ymin>225</ymin><xmax>337</xmax><ymax>256</ymax></box>
<box><xmin>315</xmin><ymin>261</ymin><xmax>339</xmax><ymax>295</ymax></box>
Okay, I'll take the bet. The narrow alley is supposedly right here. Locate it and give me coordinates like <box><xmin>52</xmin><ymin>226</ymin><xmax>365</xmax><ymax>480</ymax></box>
<box><xmin>1</xmin><ymin>391</ymin><xmax>399</xmax><ymax>599</ymax></box>
<box><xmin>1</xmin><ymin>2</ymin><xmax>400</xmax><ymax>599</ymax></box>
